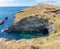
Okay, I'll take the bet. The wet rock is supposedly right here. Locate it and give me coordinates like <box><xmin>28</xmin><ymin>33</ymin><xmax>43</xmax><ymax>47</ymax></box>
<box><xmin>2</xmin><ymin>29</ymin><xmax>11</xmax><ymax>32</ymax></box>
<box><xmin>5</xmin><ymin>17</ymin><xmax>8</xmax><ymax>20</ymax></box>
<box><xmin>20</xmin><ymin>11</ymin><xmax>24</xmax><ymax>12</ymax></box>
<box><xmin>0</xmin><ymin>20</ymin><xmax>4</xmax><ymax>25</ymax></box>
<box><xmin>13</xmin><ymin>16</ymin><xmax>15</xmax><ymax>18</ymax></box>
<box><xmin>17</xmin><ymin>10</ymin><xmax>24</xmax><ymax>13</ymax></box>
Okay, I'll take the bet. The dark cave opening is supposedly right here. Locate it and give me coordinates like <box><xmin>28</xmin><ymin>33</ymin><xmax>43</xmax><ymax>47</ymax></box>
<box><xmin>39</xmin><ymin>28</ymin><xmax>49</xmax><ymax>36</ymax></box>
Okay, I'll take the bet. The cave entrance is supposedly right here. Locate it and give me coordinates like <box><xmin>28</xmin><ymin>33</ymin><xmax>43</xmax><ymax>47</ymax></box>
<box><xmin>39</xmin><ymin>28</ymin><xmax>49</xmax><ymax>36</ymax></box>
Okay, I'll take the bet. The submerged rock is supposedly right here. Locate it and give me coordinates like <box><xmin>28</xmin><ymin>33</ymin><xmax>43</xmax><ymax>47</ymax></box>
<box><xmin>5</xmin><ymin>17</ymin><xmax>8</xmax><ymax>20</ymax></box>
<box><xmin>0</xmin><ymin>17</ymin><xmax>8</xmax><ymax>25</ymax></box>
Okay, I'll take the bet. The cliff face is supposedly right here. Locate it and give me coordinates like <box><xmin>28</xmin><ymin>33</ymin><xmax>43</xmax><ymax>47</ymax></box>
<box><xmin>1</xmin><ymin>4</ymin><xmax>60</xmax><ymax>49</ymax></box>
<box><xmin>14</xmin><ymin>4</ymin><xmax>60</xmax><ymax>33</ymax></box>
<box><xmin>4</xmin><ymin>4</ymin><xmax>60</xmax><ymax>34</ymax></box>
<box><xmin>6</xmin><ymin>16</ymin><xmax>54</xmax><ymax>36</ymax></box>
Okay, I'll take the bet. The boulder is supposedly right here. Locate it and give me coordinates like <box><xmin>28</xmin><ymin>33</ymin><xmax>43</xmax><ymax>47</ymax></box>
<box><xmin>0</xmin><ymin>20</ymin><xmax>4</xmax><ymax>25</ymax></box>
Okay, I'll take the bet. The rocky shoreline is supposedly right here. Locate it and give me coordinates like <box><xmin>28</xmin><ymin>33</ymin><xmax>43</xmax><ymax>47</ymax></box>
<box><xmin>4</xmin><ymin>4</ymin><xmax>59</xmax><ymax>36</ymax></box>
<box><xmin>4</xmin><ymin>16</ymin><xmax>55</xmax><ymax>36</ymax></box>
<box><xmin>0</xmin><ymin>34</ymin><xmax>60</xmax><ymax>49</ymax></box>
<box><xmin>0</xmin><ymin>17</ymin><xmax>8</xmax><ymax>25</ymax></box>
<box><xmin>1</xmin><ymin>4</ymin><xmax>60</xmax><ymax>49</ymax></box>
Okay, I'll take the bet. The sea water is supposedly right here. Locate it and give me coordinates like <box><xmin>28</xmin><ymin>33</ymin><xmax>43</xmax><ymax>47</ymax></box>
<box><xmin>0</xmin><ymin>7</ymin><xmax>39</xmax><ymax>40</ymax></box>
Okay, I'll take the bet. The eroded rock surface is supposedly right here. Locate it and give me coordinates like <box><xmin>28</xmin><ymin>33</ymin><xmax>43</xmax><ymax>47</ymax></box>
<box><xmin>4</xmin><ymin>16</ymin><xmax>55</xmax><ymax>36</ymax></box>
<box><xmin>4</xmin><ymin>4</ymin><xmax>60</xmax><ymax>35</ymax></box>
<box><xmin>1</xmin><ymin>4</ymin><xmax>60</xmax><ymax>49</ymax></box>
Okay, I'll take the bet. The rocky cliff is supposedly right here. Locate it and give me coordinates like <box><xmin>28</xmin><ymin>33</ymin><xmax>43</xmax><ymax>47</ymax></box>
<box><xmin>5</xmin><ymin>4</ymin><xmax>60</xmax><ymax>35</ymax></box>
<box><xmin>1</xmin><ymin>4</ymin><xmax>60</xmax><ymax>49</ymax></box>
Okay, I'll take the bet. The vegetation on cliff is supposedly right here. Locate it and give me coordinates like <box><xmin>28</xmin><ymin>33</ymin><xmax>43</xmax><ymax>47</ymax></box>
<box><xmin>1</xmin><ymin>4</ymin><xmax>60</xmax><ymax>49</ymax></box>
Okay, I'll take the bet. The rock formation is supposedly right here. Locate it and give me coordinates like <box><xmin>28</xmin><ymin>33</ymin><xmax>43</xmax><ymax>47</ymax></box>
<box><xmin>0</xmin><ymin>20</ymin><xmax>4</xmax><ymax>25</ymax></box>
<box><xmin>4</xmin><ymin>16</ymin><xmax>55</xmax><ymax>36</ymax></box>
<box><xmin>4</xmin><ymin>4</ymin><xmax>60</xmax><ymax>35</ymax></box>
<box><xmin>1</xmin><ymin>4</ymin><xmax>60</xmax><ymax>49</ymax></box>
<box><xmin>5</xmin><ymin>17</ymin><xmax>8</xmax><ymax>20</ymax></box>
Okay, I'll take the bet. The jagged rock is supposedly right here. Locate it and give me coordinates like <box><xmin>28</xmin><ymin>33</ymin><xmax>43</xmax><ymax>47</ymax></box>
<box><xmin>0</xmin><ymin>20</ymin><xmax>4</xmax><ymax>25</ymax></box>
<box><xmin>0</xmin><ymin>17</ymin><xmax>8</xmax><ymax>25</ymax></box>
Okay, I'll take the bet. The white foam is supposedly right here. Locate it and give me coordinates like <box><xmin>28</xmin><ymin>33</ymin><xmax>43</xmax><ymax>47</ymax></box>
<box><xmin>1</xmin><ymin>29</ymin><xmax>5</xmax><ymax>32</ymax></box>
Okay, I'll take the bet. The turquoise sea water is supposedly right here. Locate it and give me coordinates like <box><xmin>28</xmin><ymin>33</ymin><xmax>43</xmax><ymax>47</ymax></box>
<box><xmin>0</xmin><ymin>7</ymin><xmax>40</xmax><ymax>40</ymax></box>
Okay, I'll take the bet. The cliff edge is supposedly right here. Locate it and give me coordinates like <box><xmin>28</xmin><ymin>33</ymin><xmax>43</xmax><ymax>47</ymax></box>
<box><xmin>14</xmin><ymin>4</ymin><xmax>60</xmax><ymax>33</ymax></box>
<box><xmin>4</xmin><ymin>4</ymin><xmax>60</xmax><ymax>35</ymax></box>
<box><xmin>1</xmin><ymin>4</ymin><xmax>60</xmax><ymax>49</ymax></box>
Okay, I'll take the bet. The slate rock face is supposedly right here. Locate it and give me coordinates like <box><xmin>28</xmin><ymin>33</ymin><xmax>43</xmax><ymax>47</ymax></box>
<box><xmin>4</xmin><ymin>16</ymin><xmax>54</xmax><ymax>36</ymax></box>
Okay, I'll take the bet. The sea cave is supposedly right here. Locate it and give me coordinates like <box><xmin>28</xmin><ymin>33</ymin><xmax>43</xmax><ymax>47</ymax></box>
<box><xmin>5</xmin><ymin>16</ymin><xmax>54</xmax><ymax>36</ymax></box>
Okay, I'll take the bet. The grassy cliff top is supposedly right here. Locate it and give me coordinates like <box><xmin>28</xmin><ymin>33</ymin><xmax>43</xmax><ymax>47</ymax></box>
<box><xmin>14</xmin><ymin>4</ymin><xmax>60</xmax><ymax>32</ymax></box>
<box><xmin>0</xmin><ymin>4</ymin><xmax>60</xmax><ymax>49</ymax></box>
<box><xmin>14</xmin><ymin>4</ymin><xmax>60</xmax><ymax>23</ymax></box>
